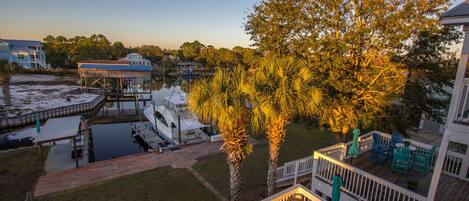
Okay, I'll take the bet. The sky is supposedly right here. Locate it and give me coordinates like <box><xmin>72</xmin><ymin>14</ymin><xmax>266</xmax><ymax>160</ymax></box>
<box><xmin>0</xmin><ymin>0</ymin><xmax>465</xmax><ymax>50</ymax></box>
<box><xmin>0</xmin><ymin>0</ymin><xmax>256</xmax><ymax>49</ymax></box>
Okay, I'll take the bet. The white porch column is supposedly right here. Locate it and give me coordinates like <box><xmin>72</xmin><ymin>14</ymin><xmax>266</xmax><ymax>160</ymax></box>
<box><xmin>427</xmin><ymin>25</ymin><xmax>469</xmax><ymax>201</ymax></box>
<box><xmin>310</xmin><ymin>152</ymin><xmax>319</xmax><ymax>190</ymax></box>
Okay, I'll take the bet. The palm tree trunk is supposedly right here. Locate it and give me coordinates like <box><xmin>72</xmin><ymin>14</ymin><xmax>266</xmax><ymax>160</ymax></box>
<box><xmin>266</xmin><ymin>116</ymin><xmax>287</xmax><ymax>196</ymax></box>
<box><xmin>228</xmin><ymin>159</ymin><xmax>243</xmax><ymax>201</ymax></box>
<box><xmin>219</xmin><ymin>116</ymin><xmax>250</xmax><ymax>201</ymax></box>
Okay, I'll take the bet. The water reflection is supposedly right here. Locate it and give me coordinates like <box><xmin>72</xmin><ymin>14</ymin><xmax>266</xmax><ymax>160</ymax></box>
<box><xmin>91</xmin><ymin>76</ymin><xmax>199</xmax><ymax>161</ymax></box>
<box><xmin>90</xmin><ymin>122</ymin><xmax>146</xmax><ymax>161</ymax></box>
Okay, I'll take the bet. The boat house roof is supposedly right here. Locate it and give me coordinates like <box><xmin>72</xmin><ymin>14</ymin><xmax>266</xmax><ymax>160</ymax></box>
<box><xmin>79</xmin><ymin>60</ymin><xmax>130</xmax><ymax>65</ymax></box>
<box><xmin>34</xmin><ymin>116</ymin><xmax>81</xmax><ymax>144</ymax></box>
<box><xmin>78</xmin><ymin>63</ymin><xmax>152</xmax><ymax>72</ymax></box>
<box><xmin>441</xmin><ymin>1</ymin><xmax>469</xmax><ymax>25</ymax></box>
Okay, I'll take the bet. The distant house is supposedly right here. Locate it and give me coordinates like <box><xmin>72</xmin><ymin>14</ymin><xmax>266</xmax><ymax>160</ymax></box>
<box><xmin>0</xmin><ymin>39</ymin><xmax>49</xmax><ymax>68</ymax></box>
<box><xmin>177</xmin><ymin>61</ymin><xmax>201</xmax><ymax>76</ymax></box>
<box><xmin>167</xmin><ymin>55</ymin><xmax>179</xmax><ymax>62</ymax></box>
<box><xmin>118</xmin><ymin>53</ymin><xmax>151</xmax><ymax>66</ymax></box>
<box><xmin>177</xmin><ymin>61</ymin><xmax>201</xmax><ymax>69</ymax></box>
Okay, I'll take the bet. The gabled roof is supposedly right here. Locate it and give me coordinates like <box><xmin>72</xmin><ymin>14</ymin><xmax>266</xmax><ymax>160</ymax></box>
<box><xmin>127</xmin><ymin>53</ymin><xmax>142</xmax><ymax>56</ymax></box>
<box><xmin>79</xmin><ymin>63</ymin><xmax>152</xmax><ymax>71</ymax></box>
<box><xmin>441</xmin><ymin>1</ymin><xmax>469</xmax><ymax>25</ymax></box>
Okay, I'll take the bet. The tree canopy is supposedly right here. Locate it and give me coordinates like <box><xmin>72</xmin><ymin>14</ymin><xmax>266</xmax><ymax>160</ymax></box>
<box><xmin>246</xmin><ymin>0</ymin><xmax>457</xmax><ymax>133</ymax></box>
<box><xmin>43</xmin><ymin>35</ymin><xmax>259</xmax><ymax>69</ymax></box>
<box><xmin>180</xmin><ymin>40</ymin><xmax>205</xmax><ymax>61</ymax></box>
<box><xmin>389</xmin><ymin>26</ymin><xmax>462</xmax><ymax>132</ymax></box>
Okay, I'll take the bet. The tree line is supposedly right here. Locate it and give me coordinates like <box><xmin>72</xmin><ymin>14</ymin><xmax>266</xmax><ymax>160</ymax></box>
<box><xmin>43</xmin><ymin>35</ymin><xmax>261</xmax><ymax>69</ymax></box>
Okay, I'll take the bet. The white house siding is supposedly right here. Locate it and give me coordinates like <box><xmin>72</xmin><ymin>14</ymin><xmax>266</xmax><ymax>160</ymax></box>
<box><xmin>119</xmin><ymin>53</ymin><xmax>151</xmax><ymax>66</ymax></box>
<box><xmin>0</xmin><ymin>39</ymin><xmax>49</xmax><ymax>68</ymax></box>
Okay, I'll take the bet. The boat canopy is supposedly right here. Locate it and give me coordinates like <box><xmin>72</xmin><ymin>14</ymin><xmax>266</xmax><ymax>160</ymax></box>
<box><xmin>33</xmin><ymin>116</ymin><xmax>81</xmax><ymax>144</ymax></box>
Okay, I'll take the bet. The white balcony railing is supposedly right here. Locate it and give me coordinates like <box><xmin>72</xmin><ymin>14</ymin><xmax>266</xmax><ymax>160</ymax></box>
<box><xmin>455</xmin><ymin>78</ymin><xmax>469</xmax><ymax>124</ymax></box>
<box><xmin>313</xmin><ymin>131</ymin><xmax>428</xmax><ymax>201</ymax></box>
<box><xmin>276</xmin><ymin>156</ymin><xmax>314</xmax><ymax>183</ymax></box>
<box><xmin>275</xmin><ymin>131</ymin><xmax>467</xmax><ymax>201</ymax></box>
<box><xmin>276</xmin><ymin>131</ymin><xmax>464</xmax><ymax>200</ymax></box>
<box><xmin>314</xmin><ymin>151</ymin><xmax>426</xmax><ymax>201</ymax></box>
<box><xmin>262</xmin><ymin>184</ymin><xmax>324</xmax><ymax>201</ymax></box>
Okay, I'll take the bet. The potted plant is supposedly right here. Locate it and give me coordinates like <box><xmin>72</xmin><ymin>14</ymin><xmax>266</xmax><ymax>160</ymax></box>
<box><xmin>407</xmin><ymin>179</ymin><xmax>419</xmax><ymax>190</ymax></box>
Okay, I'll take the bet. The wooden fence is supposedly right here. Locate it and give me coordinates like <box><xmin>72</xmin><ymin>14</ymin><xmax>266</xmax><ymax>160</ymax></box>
<box><xmin>0</xmin><ymin>95</ymin><xmax>105</xmax><ymax>128</ymax></box>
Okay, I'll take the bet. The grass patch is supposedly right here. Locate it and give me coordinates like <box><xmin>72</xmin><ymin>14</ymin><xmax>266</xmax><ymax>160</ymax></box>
<box><xmin>39</xmin><ymin>167</ymin><xmax>218</xmax><ymax>201</ymax></box>
<box><xmin>193</xmin><ymin>123</ymin><xmax>337</xmax><ymax>200</ymax></box>
<box><xmin>0</xmin><ymin>147</ymin><xmax>46</xmax><ymax>201</ymax></box>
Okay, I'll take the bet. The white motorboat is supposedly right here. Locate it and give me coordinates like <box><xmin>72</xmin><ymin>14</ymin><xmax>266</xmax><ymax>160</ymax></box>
<box><xmin>144</xmin><ymin>93</ymin><xmax>210</xmax><ymax>145</ymax></box>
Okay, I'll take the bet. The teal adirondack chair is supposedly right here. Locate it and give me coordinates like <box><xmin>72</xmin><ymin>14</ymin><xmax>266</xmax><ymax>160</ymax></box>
<box><xmin>412</xmin><ymin>146</ymin><xmax>436</xmax><ymax>175</ymax></box>
<box><xmin>392</xmin><ymin>148</ymin><xmax>412</xmax><ymax>174</ymax></box>
<box><xmin>387</xmin><ymin>131</ymin><xmax>403</xmax><ymax>159</ymax></box>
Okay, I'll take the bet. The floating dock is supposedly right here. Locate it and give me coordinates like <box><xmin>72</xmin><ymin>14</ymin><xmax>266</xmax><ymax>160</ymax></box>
<box><xmin>131</xmin><ymin>122</ymin><xmax>164</xmax><ymax>150</ymax></box>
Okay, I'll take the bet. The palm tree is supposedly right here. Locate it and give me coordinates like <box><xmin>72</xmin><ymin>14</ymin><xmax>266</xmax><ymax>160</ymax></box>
<box><xmin>0</xmin><ymin>59</ymin><xmax>17</xmax><ymax>106</ymax></box>
<box><xmin>188</xmin><ymin>67</ymin><xmax>253</xmax><ymax>201</ymax></box>
<box><xmin>249</xmin><ymin>56</ymin><xmax>322</xmax><ymax>195</ymax></box>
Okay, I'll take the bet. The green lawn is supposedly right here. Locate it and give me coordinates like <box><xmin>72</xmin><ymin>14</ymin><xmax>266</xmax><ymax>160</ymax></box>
<box><xmin>0</xmin><ymin>147</ymin><xmax>46</xmax><ymax>201</ymax></box>
<box><xmin>193</xmin><ymin>123</ymin><xmax>338</xmax><ymax>200</ymax></box>
<box><xmin>0</xmin><ymin>124</ymin><xmax>337</xmax><ymax>201</ymax></box>
<box><xmin>39</xmin><ymin>167</ymin><xmax>218</xmax><ymax>201</ymax></box>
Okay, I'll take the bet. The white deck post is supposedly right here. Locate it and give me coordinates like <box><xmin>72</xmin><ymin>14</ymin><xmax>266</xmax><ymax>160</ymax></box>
<box><xmin>427</xmin><ymin>26</ymin><xmax>469</xmax><ymax>201</ymax></box>
<box><xmin>310</xmin><ymin>153</ymin><xmax>319</xmax><ymax>190</ymax></box>
<box><xmin>293</xmin><ymin>161</ymin><xmax>299</xmax><ymax>185</ymax></box>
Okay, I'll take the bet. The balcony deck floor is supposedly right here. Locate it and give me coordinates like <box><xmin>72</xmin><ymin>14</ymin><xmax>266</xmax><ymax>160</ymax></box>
<box><xmin>349</xmin><ymin>151</ymin><xmax>469</xmax><ymax>201</ymax></box>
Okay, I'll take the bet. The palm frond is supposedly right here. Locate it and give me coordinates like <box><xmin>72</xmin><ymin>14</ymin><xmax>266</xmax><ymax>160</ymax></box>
<box><xmin>248</xmin><ymin>55</ymin><xmax>323</xmax><ymax>125</ymax></box>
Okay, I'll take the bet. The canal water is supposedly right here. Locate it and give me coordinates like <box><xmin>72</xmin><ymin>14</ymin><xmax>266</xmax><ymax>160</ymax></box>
<box><xmin>89</xmin><ymin>78</ymin><xmax>191</xmax><ymax>161</ymax></box>
<box><xmin>2</xmin><ymin>76</ymin><xmax>349</xmax><ymax>161</ymax></box>
<box><xmin>91</xmin><ymin>122</ymin><xmax>141</xmax><ymax>161</ymax></box>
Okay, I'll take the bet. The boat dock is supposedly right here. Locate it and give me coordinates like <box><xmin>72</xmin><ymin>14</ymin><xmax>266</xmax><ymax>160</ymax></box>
<box><xmin>131</xmin><ymin>122</ymin><xmax>164</xmax><ymax>150</ymax></box>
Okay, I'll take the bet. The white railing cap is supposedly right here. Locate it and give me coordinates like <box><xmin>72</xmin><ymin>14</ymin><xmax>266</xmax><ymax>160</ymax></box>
<box><xmin>262</xmin><ymin>184</ymin><xmax>324</xmax><ymax>201</ymax></box>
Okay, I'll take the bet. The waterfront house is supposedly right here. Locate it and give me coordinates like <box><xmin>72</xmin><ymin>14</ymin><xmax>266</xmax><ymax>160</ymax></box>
<box><xmin>118</xmin><ymin>53</ymin><xmax>151</xmax><ymax>66</ymax></box>
<box><xmin>263</xmin><ymin>2</ymin><xmax>469</xmax><ymax>201</ymax></box>
<box><xmin>0</xmin><ymin>39</ymin><xmax>49</xmax><ymax>68</ymax></box>
<box><xmin>177</xmin><ymin>61</ymin><xmax>201</xmax><ymax>76</ymax></box>
<box><xmin>177</xmin><ymin>61</ymin><xmax>201</xmax><ymax>70</ymax></box>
